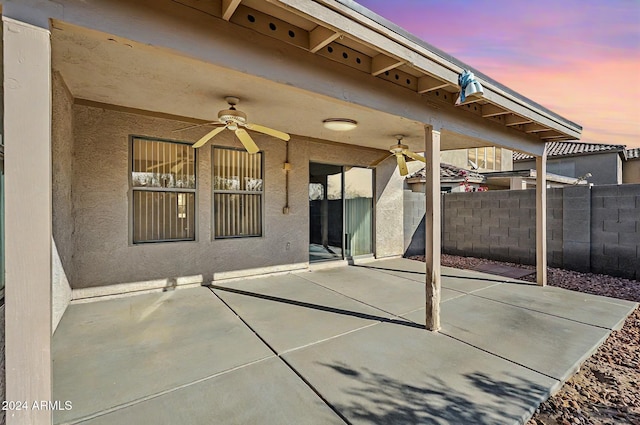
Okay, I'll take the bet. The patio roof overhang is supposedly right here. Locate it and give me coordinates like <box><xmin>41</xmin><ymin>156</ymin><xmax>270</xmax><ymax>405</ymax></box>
<box><xmin>40</xmin><ymin>0</ymin><xmax>581</xmax><ymax>156</ymax></box>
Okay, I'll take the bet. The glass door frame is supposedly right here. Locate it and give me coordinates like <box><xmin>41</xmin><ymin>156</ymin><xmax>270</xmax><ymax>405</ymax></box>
<box><xmin>308</xmin><ymin>162</ymin><xmax>374</xmax><ymax>262</ymax></box>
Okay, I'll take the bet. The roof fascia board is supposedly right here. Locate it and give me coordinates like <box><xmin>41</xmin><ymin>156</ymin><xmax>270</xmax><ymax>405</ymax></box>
<box><xmin>272</xmin><ymin>0</ymin><xmax>581</xmax><ymax>137</ymax></box>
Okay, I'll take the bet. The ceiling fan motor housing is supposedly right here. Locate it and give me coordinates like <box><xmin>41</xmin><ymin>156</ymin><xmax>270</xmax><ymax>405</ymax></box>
<box><xmin>390</xmin><ymin>143</ymin><xmax>409</xmax><ymax>154</ymax></box>
<box><xmin>218</xmin><ymin>108</ymin><xmax>247</xmax><ymax>130</ymax></box>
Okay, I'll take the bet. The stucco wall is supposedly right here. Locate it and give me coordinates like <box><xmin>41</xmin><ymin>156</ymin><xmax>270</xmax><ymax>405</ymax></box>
<box><xmin>514</xmin><ymin>152</ymin><xmax>622</xmax><ymax>185</ymax></box>
<box><xmin>623</xmin><ymin>159</ymin><xmax>640</xmax><ymax>184</ymax></box>
<box><xmin>67</xmin><ymin>104</ymin><xmax>393</xmax><ymax>288</ymax></box>
<box><xmin>51</xmin><ymin>72</ymin><xmax>74</xmax><ymax>331</ymax></box>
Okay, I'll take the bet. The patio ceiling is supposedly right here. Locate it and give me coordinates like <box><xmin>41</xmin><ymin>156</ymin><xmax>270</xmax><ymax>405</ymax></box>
<box><xmin>51</xmin><ymin>22</ymin><xmax>428</xmax><ymax>153</ymax></box>
<box><xmin>49</xmin><ymin>0</ymin><xmax>581</xmax><ymax>154</ymax></box>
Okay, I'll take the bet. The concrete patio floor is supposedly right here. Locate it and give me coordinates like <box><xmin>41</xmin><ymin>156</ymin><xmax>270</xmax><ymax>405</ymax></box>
<box><xmin>52</xmin><ymin>258</ymin><xmax>637</xmax><ymax>425</ymax></box>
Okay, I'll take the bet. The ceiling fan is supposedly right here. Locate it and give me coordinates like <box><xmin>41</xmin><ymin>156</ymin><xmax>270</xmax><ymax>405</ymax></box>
<box><xmin>175</xmin><ymin>96</ymin><xmax>290</xmax><ymax>153</ymax></box>
<box><xmin>389</xmin><ymin>135</ymin><xmax>426</xmax><ymax>176</ymax></box>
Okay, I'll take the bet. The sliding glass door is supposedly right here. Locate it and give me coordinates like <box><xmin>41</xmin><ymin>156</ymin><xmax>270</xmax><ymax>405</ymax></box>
<box><xmin>309</xmin><ymin>163</ymin><xmax>343</xmax><ymax>262</ymax></box>
<box><xmin>309</xmin><ymin>163</ymin><xmax>373</xmax><ymax>262</ymax></box>
<box><xmin>344</xmin><ymin>167</ymin><xmax>373</xmax><ymax>257</ymax></box>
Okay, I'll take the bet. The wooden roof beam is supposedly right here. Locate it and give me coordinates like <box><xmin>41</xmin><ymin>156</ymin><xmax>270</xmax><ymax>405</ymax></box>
<box><xmin>482</xmin><ymin>103</ymin><xmax>509</xmax><ymax>117</ymax></box>
<box><xmin>222</xmin><ymin>0</ymin><xmax>242</xmax><ymax>21</ymax></box>
<box><xmin>504</xmin><ymin>114</ymin><xmax>533</xmax><ymax>126</ymax></box>
<box><xmin>309</xmin><ymin>26</ymin><xmax>340</xmax><ymax>53</ymax></box>
<box><xmin>371</xmin><ymin>54</ymin><xmax>404</xmax><ymax>76</ymax></box>
<box><xmin>417</xmin><ymin>74</ymin><xmax>449</xmax><ymax>93</ymax></box>
<box><xmin>455</xmin><ymin>94</ymin><xmax>483</xmax><ymax>106</ymax></box>
<box><xmin>524</xmin><ymin>123</ymin><xmax>550</xmax><ymax>133</ymax></box>
<box><xmin>538</xmin><ymin>131</ymin><xmax>565</xmax><ymax>140</ymax></box>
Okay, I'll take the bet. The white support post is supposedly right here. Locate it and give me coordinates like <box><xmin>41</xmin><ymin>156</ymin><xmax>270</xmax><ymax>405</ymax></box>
<box><xmin>535</xmin><ymin>148</ymin><xmax>548</xmax><ymax>286</ymax></box>
<box><xmin>425</xmin><ymin>126</ymin><xmax>441</xmax><ymax>331</ymax></box>
<box><xmin>3</xmin><ymin>17</ymin><xmax>53</xmax><ymax>425</ymax></box>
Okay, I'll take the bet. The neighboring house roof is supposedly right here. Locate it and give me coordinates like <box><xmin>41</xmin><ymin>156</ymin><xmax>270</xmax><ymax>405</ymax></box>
<box><xmin>481</xmin><ymin>169</ymin><xmax>584</xmax><ymax>186</ymax></box>
<box><xmin>407</xmin><ymin>163</ymin><xmax>485</xmax><ymax>183</ymax></box>
<box><xmin>627</xmin><ymin>147</ymin><xmax>640</xmax><ymax>160</ymax></box>
<box><xmin>513</xmin><ymin>141</ymin><xmax>626</xmax><ymax>161</ymax></box>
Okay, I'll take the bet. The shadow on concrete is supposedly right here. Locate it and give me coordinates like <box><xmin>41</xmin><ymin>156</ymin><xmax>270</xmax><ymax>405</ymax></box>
<box><xmin>353</xmin><ymin>264</ymin><xmax>425</xmax><ymax>276</ymax></box>
<box><xmin>319</xmin><ymin>362</ymin><xmax>548</xmax><ymax>424</ymax></box>
<box><xmin>441</xmin><ymin>274</ymin><xmax>533</xmax><ymax>285</ymax></box>
<box><xmin>354</xmin><ymin>264</ymin><xmax>524</xmax><ymax>285</ymax></box>
<box><xmin>210</xmin><ymin>286</ymin><xmax>422</xmax><ymax>330</ymax></box>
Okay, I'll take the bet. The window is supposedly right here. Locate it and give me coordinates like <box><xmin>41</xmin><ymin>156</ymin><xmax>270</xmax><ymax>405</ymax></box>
<box><xmin>467</xmin><ymin>147</ymin><xmax>502</xmax><ymax>171</ymax></box>
<box><xmin>131</xmin><ymin>137</ymin><xmax>196</xmax><ymax>243</ymax></box>
<box><xmin>213</xmin><ymin>147</ymin><xmax>263</xmax><ymax>238</ymax></box>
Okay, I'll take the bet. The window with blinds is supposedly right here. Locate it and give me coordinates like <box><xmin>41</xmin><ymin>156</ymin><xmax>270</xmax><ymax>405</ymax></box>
<box><xmin>131</xmin><ymin>137</ymin><xmax>196</xmax><ymax>243</ymax></box>
<box><xmin>213</xmin><ymin>147</ymin><xmax>263</xmax><ymax>238</ymax></box>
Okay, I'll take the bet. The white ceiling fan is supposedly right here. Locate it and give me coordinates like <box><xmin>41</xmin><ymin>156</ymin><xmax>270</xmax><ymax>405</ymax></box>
<box><xmin>389</xmin><ymin>135</ymin><xmax>426</xmax><ymax>176</ymax></box>
<box><xmin>175</xmin><ymin>96</ymin><xmax>290</xmax><ymax>153</ymax></box>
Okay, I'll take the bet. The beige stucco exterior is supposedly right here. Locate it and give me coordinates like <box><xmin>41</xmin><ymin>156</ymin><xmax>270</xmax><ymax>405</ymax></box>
<box><xmin>52</xmin><ymin>74</ymin><xmax>398</xmax><ymax>289</ymax></box>
<box><xmin>623</xmin><ymin>159</ymin><xmax>640</xmax><ymax>184</ymax></box>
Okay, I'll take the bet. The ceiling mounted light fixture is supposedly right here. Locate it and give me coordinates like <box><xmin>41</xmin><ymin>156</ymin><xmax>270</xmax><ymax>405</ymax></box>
<box><xmin>323</xmin><ymin>118</ymin><xmax>358</xmax><ymax>131</ymax></box>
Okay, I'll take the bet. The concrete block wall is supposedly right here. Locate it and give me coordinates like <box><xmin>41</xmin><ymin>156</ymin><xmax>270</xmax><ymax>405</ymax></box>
<box><xmin>590</xmin><ymin>185</ymin><xmax>640</xmax><ymax>279</ymax></box>
<box><xmin>405</xmin><ymin>184</ymin><xmax>640</xmax><ymax>279</ymax></box>
<box><xmin>442</xmin><ymin>189</ymin><xmax>552</xmax><ymax>265</ymax></box>
<box><xmin>547</xmin><ymin>188</ymin><xmax>564</xmax><ymax>267</ymax></box>
<box><xmin>561</xmin><ymin>186</ymin><xmax>590</xmax><ymax>272</ymax></box>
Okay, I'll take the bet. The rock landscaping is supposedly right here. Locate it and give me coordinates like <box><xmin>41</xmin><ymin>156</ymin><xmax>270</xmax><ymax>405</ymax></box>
<box><xmin>422</xmin><ymin>254</ymin><xmax>639</xmax><ymax>425</ymax></box>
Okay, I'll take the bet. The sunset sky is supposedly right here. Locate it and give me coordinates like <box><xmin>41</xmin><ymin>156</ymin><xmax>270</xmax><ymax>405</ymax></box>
<box><xmin>357</xmin><ymin>0</ymin><xmax>640</xmax><ymax>148</ymax></box>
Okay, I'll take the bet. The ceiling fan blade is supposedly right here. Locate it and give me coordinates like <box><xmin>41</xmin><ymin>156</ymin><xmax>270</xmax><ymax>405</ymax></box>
<box><xmin>368</xmin><ymin>153</ymin><xmax>394</xmax><ymax>168</ymax></box>
<box><xmin>172</xmin><ymin>122</ymin><xmax>219</xmax><ymax>133</ymax></box>
<box><xmin>403</xmin><ymin>150</ymin><xmax>426</xmax><ymax>163</ymax></box>
<box><xmin>396</xmin><ymin>153</ymin><xmax>409</xmax><ymax>176</ymax></box>
<box><xmin>235</xmin><ymin>128</ymin><xmax>260</xmax><ymax>154</ymax></box>
<box><xmin>245</xmin><ymin>123</ymin><xmax>291</xmax><ymax>141</ymax></box>
<box><xmin>192</xmin><ymin>126</ymin><xmax>227</xmax><ymax>148</ymax></box>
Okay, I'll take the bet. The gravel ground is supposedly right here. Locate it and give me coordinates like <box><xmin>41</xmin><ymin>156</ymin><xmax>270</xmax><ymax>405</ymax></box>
<box><xmin>416</xmin><ymin>254</ymin><xmax>640</xmax><ymax>425</ymax></box>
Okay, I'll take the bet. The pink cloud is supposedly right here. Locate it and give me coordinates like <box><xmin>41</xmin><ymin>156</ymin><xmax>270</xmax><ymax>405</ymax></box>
<box><xmin>477</xmin><ymin>56</ymin><xmax>640</xmax><ymax>147</ymax></box>
<box><xmin>357</xmin><ymin>0</ymin><xmax>640</xmax><ymax>147</ymax></box>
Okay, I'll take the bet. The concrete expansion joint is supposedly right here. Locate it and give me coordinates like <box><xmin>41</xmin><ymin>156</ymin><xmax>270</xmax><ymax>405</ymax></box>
<box><xmin>61</xmin><ymin>355</ymin><xmax>275</xmax><ymax>425</ymax></box>
<box><xmin>206</xmin><ymin>287</ymin><xmax>352</xmax><ymax>424</ymax></box>
<box><xmin>278</xmin><ymin>323</ymin><xmax>380</xmax><ymax>357</ymax></box>
<box><xmin>466</xmin><ymin>291</ymin><xmax>621</xmax><ymax>331</ymax></box>
<box><xmin>441</xmin><ymin>331</ymin><xmax>561</xmax><ymax>382</ymax></box>
<box><xmin>296</xmin><ymin>272</ymin><xmax>402</xmax><ymax>319</ymax></box>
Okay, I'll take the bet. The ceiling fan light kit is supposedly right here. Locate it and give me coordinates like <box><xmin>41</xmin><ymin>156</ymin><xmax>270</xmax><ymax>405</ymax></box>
<box><xmin>322</xmin><ymin>118</ymin><xmax>358</xmax><ymax>131</ymax></box>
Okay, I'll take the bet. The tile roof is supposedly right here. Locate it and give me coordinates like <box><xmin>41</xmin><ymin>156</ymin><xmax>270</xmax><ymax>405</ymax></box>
<box><xmin>513</xmin><ymin>141</ymin><xmax>626</xmax><ymax>161</ymax></box>
<box><xmin>408</xmin><ymin>163</ymin><xmax>485</xmax><ymax>182</ymax></box>
<box><xmin>627</xmin><ymin>147</ymin><xmax>640</xmax><ymax>160</ymax></box>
